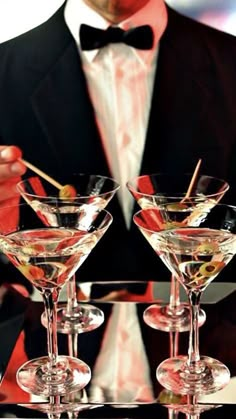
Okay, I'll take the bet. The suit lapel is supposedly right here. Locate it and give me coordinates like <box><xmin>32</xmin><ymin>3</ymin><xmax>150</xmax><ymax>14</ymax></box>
<box><xmin>141</xmin><ymin>6</ymin><xmax>213</xmax><ymax>175</ymax></box>
<box><xmin>30</xmin><ymin>6</ymin><xmax>109</xmax><ymax>176</ymax></box>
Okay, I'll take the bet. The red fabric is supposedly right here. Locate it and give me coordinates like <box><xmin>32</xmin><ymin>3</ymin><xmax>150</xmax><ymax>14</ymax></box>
<box><xmin>29</xmin><ymin>176</ymin><xmax>47</xmax><ymax>197</ymax></box>
<box><xmin>0</xmin><ymin>330</ymin><xmax>30</xmax><ymax>402</ymax></box>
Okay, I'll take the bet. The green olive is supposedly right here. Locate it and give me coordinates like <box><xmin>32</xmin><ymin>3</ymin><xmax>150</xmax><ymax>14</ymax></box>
<box><xmin>18</xmin><ymin>265</ymin><xmax>44</xmax><ymax>281</ymax></box>
<box><xmin>163</xmin><ymin>221</ymin><xmax>185</xmax><ymax>229</ymax></box>
<box><xmin>59</xmin><ymin>184</ymin><xmax>77</xmax><ymax>199</ymax></box>
<box><xmin>197</xmin><ymin>242</ymin><xmax>219</xmax><ymax>254</ymax></box>
<box><xmin>157</xmin><ymin>389</ymin><xmax>184</xmax><ymax>404</ymax></box>
<box><xmin>199</xmin><ymin>261</ymin><xmax>225</xmax><ymax>277</ymax></box>
<box><xmin>166</xmin><ymin>203</ymin><xmax>188</xmax><ymax>211</ymax></box>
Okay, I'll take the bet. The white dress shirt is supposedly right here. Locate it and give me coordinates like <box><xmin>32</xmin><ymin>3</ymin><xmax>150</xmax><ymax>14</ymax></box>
<box><xmin>64</xmin><ymin>0</ymin><xmax>168</xmax><ymax>402</ymax></box>
<box><xmin>64</xmin><ymin>0</ymin><xmax>167</xmax><ymax>228</ymax></box>
<box><xmin>89</xmin><ymin>302</ymin><xmax>155</xmax><ymax>402</ymax></box>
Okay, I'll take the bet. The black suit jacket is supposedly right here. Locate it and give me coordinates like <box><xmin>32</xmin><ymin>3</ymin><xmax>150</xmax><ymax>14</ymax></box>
<box><xmin>0</xmin><ymin>3</ymin><xmax>236</xmax><ymax>283</ymax></box>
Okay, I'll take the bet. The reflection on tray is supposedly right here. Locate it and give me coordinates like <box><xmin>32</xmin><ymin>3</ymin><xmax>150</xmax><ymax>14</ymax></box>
<box><xmin>0</xmin><ymin>282</ymin><xmax>236</xmax><ymax>415</ymax></box>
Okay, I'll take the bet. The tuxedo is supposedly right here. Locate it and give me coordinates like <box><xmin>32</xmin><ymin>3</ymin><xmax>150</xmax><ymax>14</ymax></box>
<box><xmin>0</xmin><ymin>3</ymin><xmax>236</xmax><ymax>284</ymax></box>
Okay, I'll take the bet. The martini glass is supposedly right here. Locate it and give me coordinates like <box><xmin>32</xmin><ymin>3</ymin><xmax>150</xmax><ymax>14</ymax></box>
<box><xmin>0</xmin><ymin>202</ymin><xmax>113</xmax><ymax>396</ymax></box>
<box><xmin>134</xmin><ymin>204</ymin><xmax>236</xmax><ymax>395</ymax></box>
<box><xmin>17</xmin><ymin>174</ymin><xmax>119</xmax><ymax>334</ymax></box>
<box><xmin>128</xmin><ymin>174</ymin><xmax>229</xmax><ymax>332</ymax></box>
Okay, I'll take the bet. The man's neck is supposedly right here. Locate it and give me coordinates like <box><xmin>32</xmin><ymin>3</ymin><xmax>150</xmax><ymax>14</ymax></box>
<box><xmin>82</xmin><ymin>0</ymin><xmax>151</xmax><ymax>23</ymax></box>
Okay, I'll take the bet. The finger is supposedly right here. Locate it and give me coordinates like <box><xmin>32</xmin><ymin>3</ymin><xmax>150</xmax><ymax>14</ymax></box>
<box><xmin>0</xmin><ymin>196</ymin><xmax>20</xmax><ymax>209</ymax></box>
<box><xmin>0</xmin><ymin>161</ymin><xmax>26</xmax><ymax>180</ymax></box>
<box><xmin>0</xmin><ymin>145</ymin><xmax>22</xmax><ymax>163</ymax></box>
<box><xmin>0</xmin><ymin>177</ymin><xmax>22</xmax><ymax>201</ymax></box>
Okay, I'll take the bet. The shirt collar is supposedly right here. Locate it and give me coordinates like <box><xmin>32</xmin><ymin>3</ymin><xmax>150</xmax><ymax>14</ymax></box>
<box><xmin>64</xmin><ymin>0</ymin><xmax>168</xmax><ymax>65</ymax></box>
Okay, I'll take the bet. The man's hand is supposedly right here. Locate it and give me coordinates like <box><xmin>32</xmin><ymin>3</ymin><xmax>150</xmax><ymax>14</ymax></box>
<box><xmin>0</xmin><ymin>146</ymin><xmax>26</xmax><ymax>202</ymax></box>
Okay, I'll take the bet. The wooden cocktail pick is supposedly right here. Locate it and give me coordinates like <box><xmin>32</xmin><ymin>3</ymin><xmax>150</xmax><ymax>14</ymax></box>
<box><xmin>181</xmin><ymin>158</ymin><xmax>202</xmax><ymax>203</ymax></box>
<box><xmin>20</xmin><ymin>159</ymin><xmax>77</xmax><ymax>198</ymax></box>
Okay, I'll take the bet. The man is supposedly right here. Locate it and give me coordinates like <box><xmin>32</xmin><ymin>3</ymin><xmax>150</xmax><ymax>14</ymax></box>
<box><xmin>0</xmin><ymin>0</ymin><xmax>236</xmax><ymax>284</ymax></box>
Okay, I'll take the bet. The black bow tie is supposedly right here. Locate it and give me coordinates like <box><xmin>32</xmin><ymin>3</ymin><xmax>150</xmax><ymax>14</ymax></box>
<box><xmin>80</xmin><ymin>24</ymin><xmax>154</xmax><ymax>51</ymax></box>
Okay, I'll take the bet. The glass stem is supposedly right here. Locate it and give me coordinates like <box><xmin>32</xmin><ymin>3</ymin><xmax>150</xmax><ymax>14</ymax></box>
<box><xmin>186</xmin><ymin>395</ymin><xmax>200</xmax><ymax>419</ymax></box>
<box><xmin>187</xmin><ymin>290</ymin><xmax>202</xmax><ymax>369</ymax></box>
<box><xmin>48</xmin><ymin>395</ymin><xmax>61</xmax><ymax>419</ymax></box>
<box><xmin>68</xmin><ymin>333</ymin><xmax>78</xmax><ymax>358</ymax></box>
<box><xmin>65</xmin><ymin>274</ymin><xmax>78</xmax><ymax>315</ymax></box>
<box><xmin>47</xmin><ymin>413</ymin><xmax>61</xmax><ymax>419</ymax></box>
<box><xmin>169</xmin><ymin>331</ymin><xmax>179</xmax><ymax>357</ymax></box>
<box><xmin>42</xmin><ymin>288</ymin><xmax>59</xmax><ymax>369</ymax></box>
<box><xmin>186</xmin><ymin>414</ymin><xmax>200</xmax><ymax>419</ymax></box>
<box><xmin>168</xmin><ymin>408</ymin><xmax>179</xmax><ymax>419</ymax></box>
<box><xmin>167</xmin><ymin>275</ymin><xmax>183</xmax><ymax>315</ymax></box>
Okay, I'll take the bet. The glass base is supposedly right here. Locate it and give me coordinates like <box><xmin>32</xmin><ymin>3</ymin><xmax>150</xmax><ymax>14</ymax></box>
<box><xmin>156</xmin><ymin>355</ymin><xmax>230</xmax><ymax>395</ymax></box>
<box><xmin>41</xmin><ymin>303</ymin><xmax>104</xmax><ymax>334</ymax></box>
<box><xmin>16</xmin><ymin>355</ymin><xmax>91</xmax><ymax>397</ymax></box>
<box><xmin>143</xmin><ymin>303</ymin><xmax>206</xmax><ymax>332</ymax></box>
